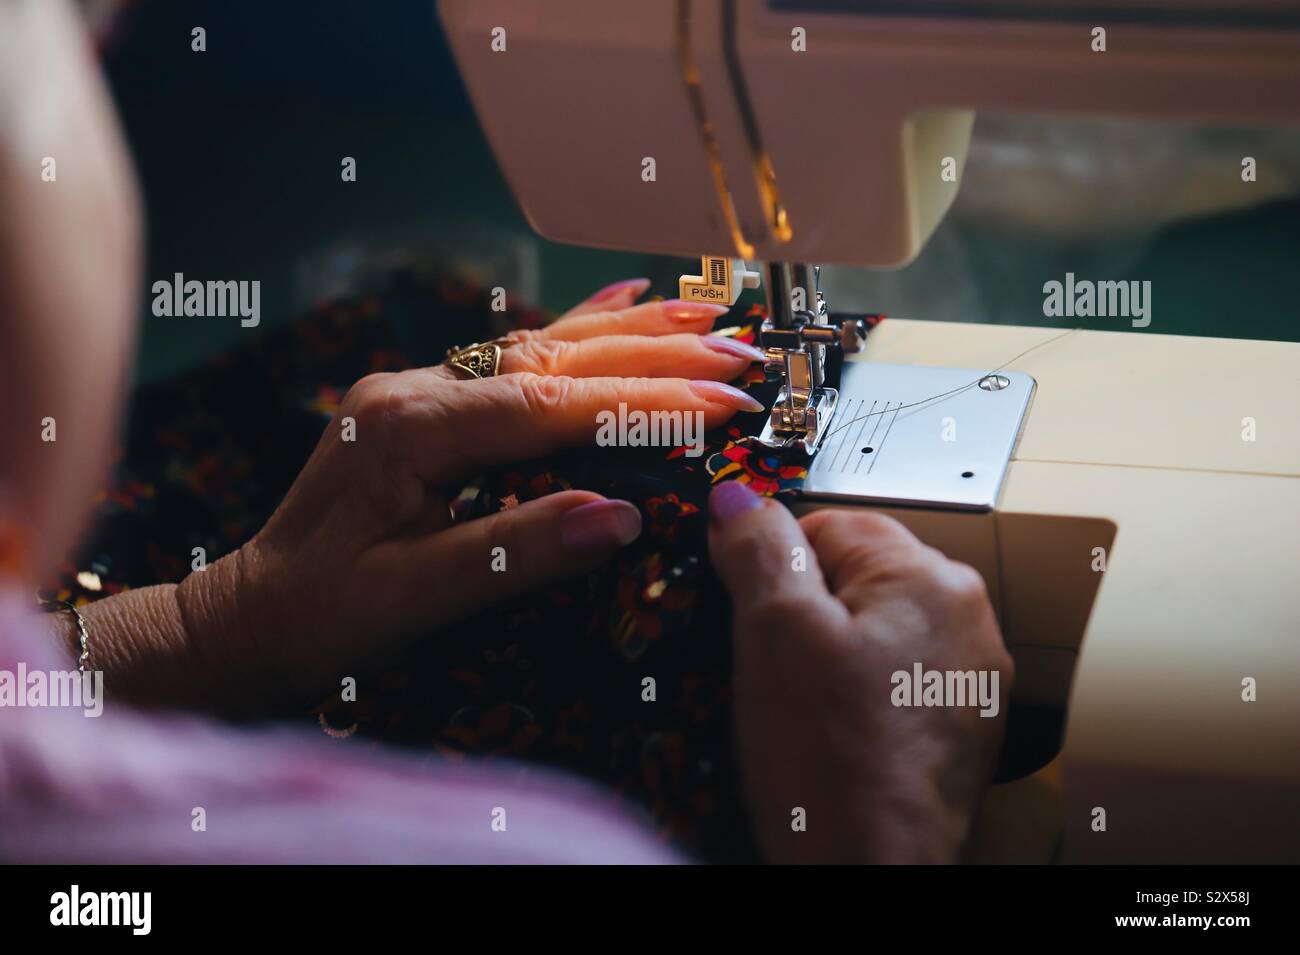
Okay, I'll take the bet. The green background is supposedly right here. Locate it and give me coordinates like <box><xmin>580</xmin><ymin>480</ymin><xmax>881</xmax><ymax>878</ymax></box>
<box><xmin>107</xmin><ymin>1</ymin><xmax>1300</xmax><ymax>385</ymax></box>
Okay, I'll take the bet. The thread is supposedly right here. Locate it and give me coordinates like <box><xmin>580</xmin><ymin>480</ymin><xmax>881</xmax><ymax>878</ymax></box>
<box><xmin>820</xmin><ymin>327</ymin><xmax>1081</xmax><ymax>445</ymax></box>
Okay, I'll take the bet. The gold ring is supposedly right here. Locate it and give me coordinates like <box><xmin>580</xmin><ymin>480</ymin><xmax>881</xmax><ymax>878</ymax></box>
<box><xmin>443</xmin><ymin>338</ymin><xmax>517</xmax><ymax>379</ymax></box>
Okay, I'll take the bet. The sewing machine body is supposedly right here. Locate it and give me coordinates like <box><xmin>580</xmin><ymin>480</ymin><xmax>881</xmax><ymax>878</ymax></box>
<box><xmin>440</xmin><ymin>0</ymin><xmax>1300</xmax><ymax>862</ymax></box>
<box><xmin>841</xmin><ymin>319</ymin><xmax>1300</xmax><ymax>863</ymax></box>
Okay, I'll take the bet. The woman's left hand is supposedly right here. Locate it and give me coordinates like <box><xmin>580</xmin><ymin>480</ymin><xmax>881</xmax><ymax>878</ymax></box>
<box><xmin>167</xmin><ymin>282</ymin><xmax>766</xmax><ymax>710</ymax></box>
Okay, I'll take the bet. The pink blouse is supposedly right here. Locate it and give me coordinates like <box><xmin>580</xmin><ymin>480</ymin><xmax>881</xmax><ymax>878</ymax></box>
<box><xmin>0</xmin><ymin>596</ymin><xmax>682</xmax><ymax>864</ymax></box>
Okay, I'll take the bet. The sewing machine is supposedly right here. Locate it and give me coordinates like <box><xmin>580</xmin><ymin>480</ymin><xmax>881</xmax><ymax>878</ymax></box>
<box><xmin>439</xmin><ymin>0</ymin><xmax>1300</xmax><ymax>862</ymax></box>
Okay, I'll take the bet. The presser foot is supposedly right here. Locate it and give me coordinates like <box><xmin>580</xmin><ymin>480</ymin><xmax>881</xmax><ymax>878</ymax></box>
<box><xmin>754</xmin><ymin>386</ymin><xmax>839</xmax><ymax>457</ymax></box>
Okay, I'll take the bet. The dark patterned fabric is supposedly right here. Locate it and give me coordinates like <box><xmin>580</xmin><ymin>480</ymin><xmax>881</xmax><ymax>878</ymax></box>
<box><xmin>51</xmin><ymin>271</ymin><xmax>881</xmax><ymax>862</ymax></box>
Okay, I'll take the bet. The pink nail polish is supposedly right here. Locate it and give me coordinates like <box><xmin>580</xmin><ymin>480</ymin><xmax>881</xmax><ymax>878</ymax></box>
<box><xmin>709</xmin><ymin>481</ymin><xmax>764</xmax><ymax>525</ymax></box>
<box><xmin>560</xmin><ymin>500</ymin><xmax>643</xmax><ymax>555</ymax></box>
<box><xmin>661</xmin><ymin>299</ymin><xmax>731</xmax><ymax>323</ymax></box>
<box><xmin>701</xmin><ymin>336</ymin><xmax>766</xmax><ymax>363</ymax></box>
<box><xmin>689</xmin><ymin>380</ymin><xmax>765</xmax><ymax>412</ymax></box>
<box><xmin>589</xmin><ymin>278</ymin><xmax>651</xmax><ymax>303</ymax></box>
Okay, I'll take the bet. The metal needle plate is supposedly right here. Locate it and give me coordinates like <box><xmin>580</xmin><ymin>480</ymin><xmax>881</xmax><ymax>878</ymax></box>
<box><xmin>798</xmin><ymin>362</ymin><xmax>1036</xmax><ymax>511</ymax></box>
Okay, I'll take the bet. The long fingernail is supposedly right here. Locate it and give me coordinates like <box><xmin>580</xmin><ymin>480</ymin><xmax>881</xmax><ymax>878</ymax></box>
<box><xmin>701</xmin><ymin>336</ymin><xmax>766</xmax><ymax>363</ymax></box>
<box><xmin>589</xmin><ymin>278</ymin><xmax>650</xmax><ymax>303</ymax></box>
<box><xmin>560</xmin><ymin>500</ymin><xmax>643</xmax><ymax>555</ymax></box>
<box><xmin>709</xmin><ymin>482</ymin><xmax>764</xmax><ymax>525</ymax></box>
<box><xmin>662</xmin><ymin>299</ymin><xmax>730</xmax><ymax>323</ymax></box>
<box><xmin>689</xmin><ymin>379</ymin><xmax>765</xmax><ymax>412</ymax></box>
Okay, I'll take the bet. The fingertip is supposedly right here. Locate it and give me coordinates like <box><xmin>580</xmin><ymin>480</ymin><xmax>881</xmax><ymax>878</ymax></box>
<box><xmin>661</xmin><ymin>299</ymin><xmax>731</xmax><ymax>326</ymax></box>
<box><xmin>543</xmin><ymin>488</ymin><xmax>607</xmax><ymax>510</ymax></box>
<box><xmin>588</xmin><ymin>278</ymin><xmax>651</xmax><ymax>304</ymax></box>
<box><xmin>708</xmin><ymin>481</ymin><xmax>765</xmax><ymax>527</ymax></box>
<box><xmin>688</xmin><ymin>380</ymin><xmax>765</xmax><ymax>413</ymax></box>
<box><xmin>699</xmin><ymin>335</ymin><xmax>767</xmax><ymax>364</ymax></box>
<box><xmin>559</xmin><ymin>498</ymin><xmax>643</xmax><ymax>555</ymax></box>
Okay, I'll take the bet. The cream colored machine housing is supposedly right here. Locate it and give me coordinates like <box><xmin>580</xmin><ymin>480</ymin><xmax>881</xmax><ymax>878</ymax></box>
<box><xmin>440</xmin><ymin>0</ymin><xmax>1300</xmax><ymax>862</ymax></box>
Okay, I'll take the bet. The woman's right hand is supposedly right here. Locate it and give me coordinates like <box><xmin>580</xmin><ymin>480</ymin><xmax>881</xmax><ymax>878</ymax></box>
<box><xmin>707</xmin><ymin>482</ymin><xmax>1014</xmax><ymax>863</ymax></box>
